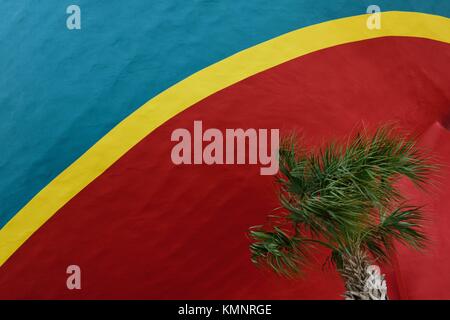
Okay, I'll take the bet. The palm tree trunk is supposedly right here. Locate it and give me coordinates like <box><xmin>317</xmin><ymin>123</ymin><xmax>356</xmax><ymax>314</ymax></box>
<box><xmin>338</xmin><ymin>249</ymin><xmax>388</xmax><ymax>300</ymax></box>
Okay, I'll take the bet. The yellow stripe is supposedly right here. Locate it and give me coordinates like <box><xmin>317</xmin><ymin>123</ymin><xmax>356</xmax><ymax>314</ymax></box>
<box><xmin>0</xmin><ymin>11</ymin><xmax>449</xmax><ymax>267</ymax></box>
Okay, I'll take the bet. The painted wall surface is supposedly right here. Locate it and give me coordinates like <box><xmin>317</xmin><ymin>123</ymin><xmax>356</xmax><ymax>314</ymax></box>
<box><xmin>0</xmin><ymin>1</ymin><xmax>449</xmax><ymax>299</ymax></box>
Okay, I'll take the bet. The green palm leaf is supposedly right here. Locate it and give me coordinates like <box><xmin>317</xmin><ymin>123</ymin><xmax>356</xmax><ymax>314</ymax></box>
<box><xmin>249</xmin><ymin>125</ymin><xmax>436</xmax><ymax>279</ymax></box>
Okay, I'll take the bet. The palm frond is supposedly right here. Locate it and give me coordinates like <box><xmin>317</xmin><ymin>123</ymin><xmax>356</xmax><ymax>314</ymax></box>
<box><xmin>249</xmin><ymin>124</ymin><xmax>435</xmax><ymax>279</ymax></box>
<box><xmin>362</xmin><ymin>206</ymin><xmax>428</xmax><ymax>261</ymax></box>
<box><xmin>249</xmin><ymin>226</ymin><xmax>311</xmax><ymax>277</ymax></box>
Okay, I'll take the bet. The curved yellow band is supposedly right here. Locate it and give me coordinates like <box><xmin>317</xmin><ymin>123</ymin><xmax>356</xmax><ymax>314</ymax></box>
<box><xmin>0</xmin><ymin>11</ymin><xmax>449</xmax><ymax>267</ymax></box>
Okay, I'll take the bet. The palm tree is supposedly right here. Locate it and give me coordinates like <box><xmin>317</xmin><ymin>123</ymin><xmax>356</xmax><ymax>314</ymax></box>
<box><xmin>249</xmin><ymin>126</ymin><xmax>435</xmax><ymax>300</ymax></box>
